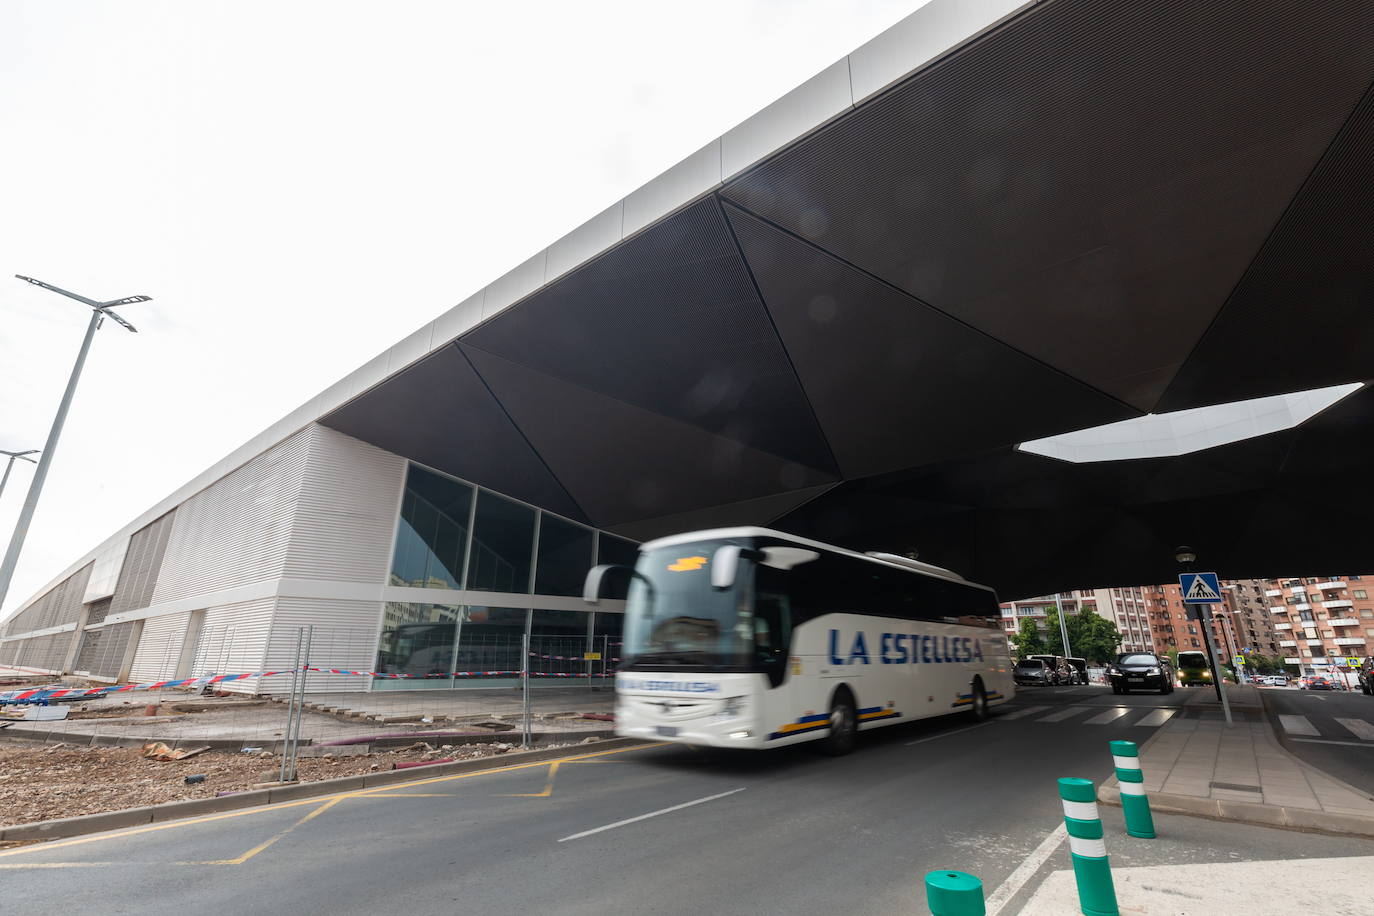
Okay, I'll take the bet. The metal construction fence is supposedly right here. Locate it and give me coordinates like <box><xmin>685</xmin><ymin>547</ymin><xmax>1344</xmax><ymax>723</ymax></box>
<box><xmin>1</xmin><ymin>626</ymin><xmax>618</xmax><ymax>777</ymax></box>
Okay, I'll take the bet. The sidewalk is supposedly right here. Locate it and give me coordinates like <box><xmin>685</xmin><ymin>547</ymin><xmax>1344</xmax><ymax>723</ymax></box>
<box><xmin>1098</xmin><ymin>685</ymin><xmax>1374</xmax><ymax>835</ymax></box>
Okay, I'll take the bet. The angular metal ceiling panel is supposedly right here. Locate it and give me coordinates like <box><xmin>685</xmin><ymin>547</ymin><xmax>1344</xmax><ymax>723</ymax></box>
<box><xmin>723</xmin><ymin>0</ymin><xmax>1374</xmax><ymax>410</ymax></box>
<box><xmin>320</xmin><ymin>345</ymin><xmax>587</xmax><ymax>522</ymax></box>
<box><xmin>607</xmin><ymin>483</ymin><xmax>837</xmax><ymax>545</ymax></box>
<box><xmin>462</xmin><ymin>197</ymin><xmax>837</xmax><ymax>475</ymax></box>
<box><xmin>1157</xmin><ymin>84</ymin><xmax>1374</xmax><ymax>411</ymax></box>
<box><xmin>725</xmin><ymin>203</ymin><xmax>1138</xmax><ymax>477</ymax></box>
<box><xmin>461</xmin><ymin>344</ymin><xmax>835</xmax><ymax>528</ymax></box>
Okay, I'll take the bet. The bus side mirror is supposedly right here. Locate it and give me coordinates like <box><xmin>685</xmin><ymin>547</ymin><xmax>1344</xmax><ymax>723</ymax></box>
<box><xmin>711</xmin><ymin>546</ymin><xmax>764</xmax><ymax>589</ymax></box>
<box><xmin>583</xmin><ymin>565</ymin><xmax>617</xmax><ymax>605</ymax></box>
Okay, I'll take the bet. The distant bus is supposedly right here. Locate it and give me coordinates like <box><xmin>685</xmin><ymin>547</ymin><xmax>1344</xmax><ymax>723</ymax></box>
<box><xmin>583</xmin><ymin>527</ymin><xmax>1013</xmax><ymax>754</ymax></box>
<box><xmin>1177</xmin><ymin>650</ymin><xmax>1211</xmax><ymax>687</ymax></box>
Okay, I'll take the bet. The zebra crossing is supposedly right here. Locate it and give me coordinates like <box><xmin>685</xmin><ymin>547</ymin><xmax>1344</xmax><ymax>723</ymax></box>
<box><xmin>996</xmin><ymin>703</ymin><xmax>1177</xmax><ymax>727</ymax></box>
<box><xmin>1278</xmin><ymin>712</ymin><xmax>1374</xmax><ymax>743</ymax></box>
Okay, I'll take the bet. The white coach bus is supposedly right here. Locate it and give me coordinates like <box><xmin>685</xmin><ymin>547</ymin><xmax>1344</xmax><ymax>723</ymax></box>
<box><xmin>583</xmin><ymin>528</ymin><xmax>1013</xmax><ymax>754</ymax></box>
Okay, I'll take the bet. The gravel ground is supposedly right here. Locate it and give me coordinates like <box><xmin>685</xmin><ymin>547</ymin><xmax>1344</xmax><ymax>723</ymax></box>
<box><xmin>0</xmin><ymin>739</ymin><xmax>553</xmax><ymax>831</ymax></box>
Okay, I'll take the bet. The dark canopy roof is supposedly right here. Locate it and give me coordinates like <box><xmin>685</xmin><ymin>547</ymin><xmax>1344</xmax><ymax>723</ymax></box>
<box><xmin>325</xmin><ymin>0</ymin><xmax>1374</xmax><ymax>598</ymax></box>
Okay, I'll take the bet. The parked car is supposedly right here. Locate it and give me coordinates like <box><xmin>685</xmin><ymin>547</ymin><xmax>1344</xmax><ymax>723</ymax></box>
<box><xmin>1359</xmin><ymin>658</ymin><xmax>1374</xmax><ymax>696</ymax></box>
<box><xmin>1013</xmin><ymin>658</ymin><xmax>1055</xmax><ymax>686</ymax></box>
<box><xmin>1107</xmin><ymin>652</ymin><xmax>1174</xmax><ymax>695</ymax></box>
<box><xmin>1064</xmin><ymin>657</ymin><xmax>1088</xmax><ymax>685</ymax></box>
<box><xmin>1262</xmin><ymin>674</ymin><xmax>1289</xmax><ymax>687</ymax></box>
<box><xmin>1027</xmin><ymin>654</ymin><xmax>1070</xmax><ymax>686</ymax></box>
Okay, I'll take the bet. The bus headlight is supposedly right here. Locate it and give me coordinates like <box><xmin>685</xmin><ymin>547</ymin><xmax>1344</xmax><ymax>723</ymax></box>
<box><xmin>718</xmin><ymin>696</ymin><xmax>746</xmax><ymax>718</ymax></box>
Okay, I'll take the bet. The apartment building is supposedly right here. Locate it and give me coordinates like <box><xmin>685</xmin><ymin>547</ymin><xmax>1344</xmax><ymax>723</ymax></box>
<box><xmin>1000</xmin><ymin>587</ymin><xmax>1154</xmax><ymax>656</ymax></box>
<box><xmin>1262</xmin><ymin>576</ymin><xmax>1374</xmax><ymax>677</ymax></box>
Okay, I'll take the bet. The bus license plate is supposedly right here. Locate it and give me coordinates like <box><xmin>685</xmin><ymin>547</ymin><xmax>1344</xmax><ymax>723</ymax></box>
<box><xmin>656</xmin><ymin>725</ymin><xmax>679</xmax><ymax>737</ymax></box>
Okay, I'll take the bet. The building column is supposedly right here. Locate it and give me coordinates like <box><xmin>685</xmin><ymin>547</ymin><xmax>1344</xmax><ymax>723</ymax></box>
<box><xmin>116</xmin><ymin>619</ymin><xmax>145</xmax><ymax>683</ymax></box>
<box><xmin>60</xmin><ymin>604</ymin><xmax>94</xmax><ymax>675</ymax></box>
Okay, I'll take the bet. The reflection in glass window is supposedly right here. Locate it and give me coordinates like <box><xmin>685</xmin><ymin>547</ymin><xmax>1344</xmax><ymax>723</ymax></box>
<box><xmin>596</xmin><ymin>535</ymin><xmax>640</xmax><ymax>600</ymax></box>
<box><xmin>390</xmin><ymin>466</ymin><xmax>474</xmax><ymax>589</ymax></box>
<box><xmin>376</xmin><ymin>602</ymin><xmax>460</xmax><ymax>679</ymax></box>
<box><xmin>468</xmin><ymin>491</ymin><xmax>535</xmax><ymax>593</ymax></box>
<box><xmin>534</xmin><ymin>514</ymin><xmax>594</xmax><ymax>597</ymax></box>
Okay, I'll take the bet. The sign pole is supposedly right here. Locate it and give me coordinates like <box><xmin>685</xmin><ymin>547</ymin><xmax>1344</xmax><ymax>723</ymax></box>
<box><xmin>1199</xmin><ymin>618</ymin><xmax>1231</xmax><ymax>725</ymax></box>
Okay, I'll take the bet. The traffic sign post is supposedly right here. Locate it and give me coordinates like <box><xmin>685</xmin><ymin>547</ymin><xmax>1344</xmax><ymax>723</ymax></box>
<box><xmin>1180</xmin><ymin>572</ymin><xmax>1231</xmax><ymax>723</ymax></box>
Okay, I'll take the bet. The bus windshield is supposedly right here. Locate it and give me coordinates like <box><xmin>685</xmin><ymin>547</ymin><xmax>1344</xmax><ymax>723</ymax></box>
<box><xmin>621</xmin><ymin>540</ymin><xmax>759</xmax><ymax>671</ymax></box>
<box><xmin>1177</xmin><ymin>651</ymin><xmax>1208</xmax><ymax>669</ymax></box>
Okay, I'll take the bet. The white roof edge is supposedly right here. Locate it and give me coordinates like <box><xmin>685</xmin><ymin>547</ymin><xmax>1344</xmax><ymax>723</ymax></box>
<box><xmin>4</xmin><ymin>0</ymin><xmax>1023</xmax><ymax>622</ymax></box>
<box><xmin>639</xmin><ymin>527</ymin><xmax>990</xmax><ymax>591</ymax></box>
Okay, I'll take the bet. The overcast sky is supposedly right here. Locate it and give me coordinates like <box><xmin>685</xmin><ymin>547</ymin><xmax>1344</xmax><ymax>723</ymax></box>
<box><xmin>0</xmin><ymin>0</ymin><xmax>930</xmax><ymax>617</ymax></box>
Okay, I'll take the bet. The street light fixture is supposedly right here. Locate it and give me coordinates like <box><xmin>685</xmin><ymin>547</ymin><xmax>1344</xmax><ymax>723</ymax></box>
<box><xmin>0</xmin><ymin>450</ymin><xmax>40</xmax><ymax>504</ymax></box>
<box><xmin>0</xmin><ymin>276</ymin><xmax>150</xmax><ymax>613</ymax></box>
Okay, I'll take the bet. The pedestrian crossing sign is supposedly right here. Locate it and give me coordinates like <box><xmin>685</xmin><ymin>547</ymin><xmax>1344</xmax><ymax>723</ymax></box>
<box><xmin>1179</xmin><ymin>572</ymin><xmax>1223</xmax><ymax>603</ymax></box>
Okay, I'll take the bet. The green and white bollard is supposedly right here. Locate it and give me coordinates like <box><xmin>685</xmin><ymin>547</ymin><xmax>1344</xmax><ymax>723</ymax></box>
<box><xmin>924</xmin><ymin>870</ymin><xmax>985</xmax><ymax>916</ymax></box>
<box><xmin>1110</xmin><ymin>739</ymin><xmax>1155</xmax><ymax>839</ymax></box>
<box><xmin>1058</xmin><ymin>777</ymin><xmax>1120</xmax><ymax>916</ymax></box>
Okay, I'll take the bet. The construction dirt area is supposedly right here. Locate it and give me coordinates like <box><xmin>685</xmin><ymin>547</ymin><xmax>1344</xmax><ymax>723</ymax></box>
<box><xmin>1</xmin><ymin>678</ymin><xmax>617</xmax><ymax>835</ymax></box>
<box><xmin>0</xmin><ymin>738</ymin><xmax>584</xmax><ymax>837</ymax></box>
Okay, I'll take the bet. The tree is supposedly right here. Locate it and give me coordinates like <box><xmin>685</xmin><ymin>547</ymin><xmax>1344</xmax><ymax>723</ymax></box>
<box><xmin>1047</xmin><ymin>606</ymin><xmax>1122</xmax><ymax>664</ymax></box>
<box><xmin>1011</xmin><ymin>618</ymin><xmax>1047</xmax><ymax>657</ymax></box>
<box><xmin>1165</xmin><ymin>647</ymin><xmax>1180</xmax><ymax>671</ymax></box>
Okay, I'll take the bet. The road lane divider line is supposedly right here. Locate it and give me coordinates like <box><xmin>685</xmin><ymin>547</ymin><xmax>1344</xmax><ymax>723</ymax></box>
<box><xmin>0</xmin><ymin>741</ymin><xmax>664</xmax><ymax>859</ymax></box>
<box><xmin>557</xmin><ymin>787</ymin><xmax>746</xmax><ymax>842</ymax></box>
<box><xmin>997</xmin><ymin>705</ymin><xmax>1051</xmax><ymax>720</ymax></box>
<box><xmin>189</xmin><ymin>796</ymin><xmax>346</xmax><ymax>866</ymax></box>
<box><xmin>904</xmin><ymin>722</ymin><xmax>992</xmax><ymax>746</ymax></box>
<box><xmin>1334</xmin><ymin>718</ymin><xmax>1374</xmax><ymax>741</ymax></box>
<box><xmin>1278</xmin><ymin>714</ymin><xmax>1320</xmax><ymax>736</ymax></box>
<box><xmin>983</xmin><ymin>823</ymin><xmax>1067</xmax><ymax>916</ymax></box>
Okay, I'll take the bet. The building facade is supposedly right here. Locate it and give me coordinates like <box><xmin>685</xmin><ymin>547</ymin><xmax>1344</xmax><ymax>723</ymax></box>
<box><xmin>1262</xmin><ymin>576</ymin><xmax>1373</xmax><ymax>677</ymax></box>
<box><xmin>0</xmin><ymin>425</ymin><xmax>633</xmax><ymax>692</ymax></box>
<box><xmin>1000</xmin><ymin>586</ymin><xmax>1154</xmax><ymax>657</ymax></box>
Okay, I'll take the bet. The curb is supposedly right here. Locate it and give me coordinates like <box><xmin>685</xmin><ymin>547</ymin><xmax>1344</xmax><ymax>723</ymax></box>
<box><xmin>1097</xmin><ymin>782</ymin><xmax>1374</xmax><ymax>839</ymax></box>
<box><xmin>0</xmin><ymin>736</ymin><xmax>648</xmax><ymax>843</ymax></box>
<box><xmin>0</xmin><ymin>726</ymin><xmax>615</xmax><ymax>752</ymax></box>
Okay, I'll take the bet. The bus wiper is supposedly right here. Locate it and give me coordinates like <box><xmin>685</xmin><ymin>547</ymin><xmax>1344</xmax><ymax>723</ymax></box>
<box><xmin>631</xmin><ymin>650</ymin><xmax>710</xmax><ymax>665</ymax></box>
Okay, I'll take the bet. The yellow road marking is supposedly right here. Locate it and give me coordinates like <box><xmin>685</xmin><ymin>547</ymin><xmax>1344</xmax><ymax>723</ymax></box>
<box><xmin>498</xmin><ymin>761</ymin><xmax>560</xmax><ymax>797</ymax></box>
<box><xmin>191</xmin><ymin>796</ymin><xmax>345</xmax><ymax>866</ymax></box>
<box><xmin>0</xmin><ymin>742</ymin><xmax>661</xmax><ymax>859</ymax></box>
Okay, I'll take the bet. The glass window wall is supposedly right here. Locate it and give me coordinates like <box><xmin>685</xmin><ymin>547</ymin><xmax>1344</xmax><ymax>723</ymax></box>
<box><xmin>467</xmin><ymin>491</ymin><xmax>535</xmax><ymax>593</ymax></box>
<box><xmin>390</xmin><ymin>467</ymin><xmax>473</xmax><ymax>589</ymax></box>
<box><xmin>534</xmin><ymin>515</ymin><xmax>594</xmax><ymax>597</ymax></box>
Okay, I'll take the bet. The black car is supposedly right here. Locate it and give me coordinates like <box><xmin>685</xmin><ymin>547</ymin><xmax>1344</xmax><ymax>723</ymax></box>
<box><xmin>1064</xmin><ymin>657</ymin><xmax>1088</xmax><ymax>685</ymax></box>
<box><xmin>1027</xmin><ymin>654</ymin><xmax>1070</xmax><ymax>686</ymax></box>
<box><xmin>1360</xmin><ymin>658</ymin><xmax>1374</xmax><ymax>696</ymax></box>
<box><xmin>1107</xmin><ymin>653</ymin><xmax>1174</xmax><ymax>695</ymax></box>
<box><xmin>1013</xmin><ymin>658</ymin><xmax>1054</xmax><ymax>686</ymax></box>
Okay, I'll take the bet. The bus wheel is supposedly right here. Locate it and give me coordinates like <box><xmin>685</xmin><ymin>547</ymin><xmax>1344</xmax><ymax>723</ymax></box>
<box><xmin>821</xmin><ymin>689</ymin><xmax>857</xmax><ymax>756</ymax></box>
<box><xmin>968</xmin><ymin>680</ymin><xmax>990</xmax><ymax>722</ymax></box>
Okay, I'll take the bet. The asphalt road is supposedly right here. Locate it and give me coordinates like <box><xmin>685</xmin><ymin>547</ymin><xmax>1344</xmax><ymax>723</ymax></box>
<box><xmin>1259</xmin><ymin>685</ymin><xmax>1374</xmax><ymax>796</ymax></box>
<box><xmin>3</xmin><ymin>685</ymin><xmax>1370</xmax><ymax>915</ymax></box>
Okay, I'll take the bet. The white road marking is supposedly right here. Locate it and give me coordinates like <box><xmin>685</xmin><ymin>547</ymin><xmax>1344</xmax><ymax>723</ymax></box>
<box><xmin>984</xmin><ymin>823</ymin><xmax>1067</xmax><ymax>916</ymax></box>
<box><xmin>1036</xmin><ymin>706</ymin><xmax>1093</xmax><ymax>723</ymax></box>
<box><xmin>1278</xmin><ymin>714</ymin><xmax>1320</xmax><ymax>737</ymax></box>
<box><xmin>1084</xmin><ymin>707</ymin><xmax>1132</xmax><ymax>725</ymax></box>
<box><xmin>1133</xmin><ymin>708</ymin><xmax>1177</xmax><ymax>727</ymax></box>
<box><xmin>904</xmin><ymin>722</ymin><xmax>992</xmax><ymax>746</ymax></box>
<box><xmin>1333</xmin><ymin>718</ymin><xmax>1374</xmax><ymax>741</ymax></box>
<box><xmin>556</xmin><ymin>788</ymin><xmax>746</xmax><ymax>842</ymax></box>
<box><xmin>997</xmin><ymin>705</ymin><xmax>1051</xmax><ymax>720</ymax></box>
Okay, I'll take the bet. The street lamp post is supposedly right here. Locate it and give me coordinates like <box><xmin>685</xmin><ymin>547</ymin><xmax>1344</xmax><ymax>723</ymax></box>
<box><xmin>1054</xmin><ymin>591</ymin><xmax>1073</xmax><ymax>661</ymax></box>
<box><xmin>0</xmin><ymin>276</ymin><xmax>149</xmax><ymax>613</ymax></box>
<box><xmin>0</xmin><ymin>450</ymin><xmax>39</xmax><ymax>504</ymax></box>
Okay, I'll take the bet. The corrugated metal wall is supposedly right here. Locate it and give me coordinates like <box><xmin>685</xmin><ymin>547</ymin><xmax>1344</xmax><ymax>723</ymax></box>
<box><xmin>286</xmin><ymin>426</ymin><xmax>406</xmax><ymax>584</ymax></box>
<box><xmin>129</xmin><ymin>611</ymin><xmax>191</xmax><ymax>682</ymax></box>
<box><xmin>1</xmin><ymin>638</ymin><xmax>23</xmax><ymax>666</ymax></box>
<box><xmin>152</xmin><ymin>430</ymin><xmax>313</xmax><ymax>604</ymax></box>
<box><xmin>3</xmin><ymin>563</ymin><xmax>93</xmax><ymax>635</ymax></box>
<box><xmin>268</xmin><ymin>597</ymin><xmax>384</xmax><ymax>693</ymax></box>
<box><xmin>187</xmin><ymin>598</ymin><xmax>276</xmax><ymax>694</ymax></box>
<box><xmin>109</xmin><ymin>512</ymin><xmax>175</xmax><ymax>615</ymax></box>
<box><xmin>74</xmin><ymin>622</ymin><xmax>135</xmax><ymax>680</ymax></box>
<box><xmin>12</xmin><ymin>632</ymin><xmax>70</xmax><ymax>672</ymax></box>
